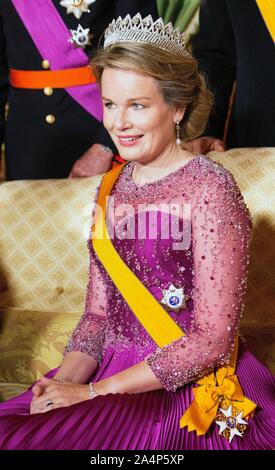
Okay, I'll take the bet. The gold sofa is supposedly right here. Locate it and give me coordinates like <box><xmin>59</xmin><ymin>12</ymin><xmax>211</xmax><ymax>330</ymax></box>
<box><xmin>0</xmin><ymin>148</ymin><xmax>274</xmax><ymax>402</ymax></box>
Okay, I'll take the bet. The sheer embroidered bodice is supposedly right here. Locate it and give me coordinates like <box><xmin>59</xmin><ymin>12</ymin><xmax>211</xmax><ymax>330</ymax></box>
<box><xmin>65</xmin><ymin>155</ymin><xmax>251</xmax><ymax>391</ymax></box>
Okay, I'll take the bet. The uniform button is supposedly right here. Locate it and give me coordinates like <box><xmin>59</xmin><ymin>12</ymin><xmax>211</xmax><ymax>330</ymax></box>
<box><xmin>42</xmin><ymin>59</ymin><xmax>50</xmax><ymax>69</ymax></box>
<box><xmin>44</xmin><ymin>87</ymin><xmax>53</xmax><ymax>96</ymax></box>
<box><xmin>46</xmin><ymin>114</ymin><xmax>56</xmax><ymax>124</ymax></box>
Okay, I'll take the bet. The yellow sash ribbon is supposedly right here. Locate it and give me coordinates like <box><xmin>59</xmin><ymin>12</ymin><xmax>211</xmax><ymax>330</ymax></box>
<box><xmin>180</xmin><ymin>342</ymin><xmax>257</xmax><ymax>434</ymax></box>
<box><xmin>92</xmin><ymin>163</ymin><xmax>183</xmax><ymax>347</ymax></box>
<box><xmin>92</xmin><ymin>164</ymin><xmax>257</xmax><ymax>434</ymax></box>
<box><xmin>256</xmin><ymin>0</ymin><xmax>275</xmax><ymax>42</ymax></box>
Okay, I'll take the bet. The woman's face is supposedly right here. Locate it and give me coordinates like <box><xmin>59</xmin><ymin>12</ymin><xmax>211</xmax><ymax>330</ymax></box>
<box><xmin>101</xmin><ymin>68</ymin><xmax>182</xmax><ymax>163</ymax></box>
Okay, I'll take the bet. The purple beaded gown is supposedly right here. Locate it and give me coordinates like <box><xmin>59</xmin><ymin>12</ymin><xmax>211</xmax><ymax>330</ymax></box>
<box><xmin>0</xmin><ymin>155</ymin><xmax>274</xmax><ymax>450</ymax></box>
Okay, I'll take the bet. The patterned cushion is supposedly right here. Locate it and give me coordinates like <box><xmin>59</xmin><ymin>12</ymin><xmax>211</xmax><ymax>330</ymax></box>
<box><xmin>0</xmin><ymin>383</ymin><xmax>30</xmax><ymax>403</ymax></box>
<box><xmin>0</xmin><ymin>307</ymin><xmax>82</xmax><ymax>388</ymax></box>
<box><xmin>209</xmin><ymin>148</ymin><xmax>275</xmax><ymax>374</ymax></box>
<box><xmin>0</xmin><ymin>176</ymin><xmax>101</xmax><ymax>312</ymax></box>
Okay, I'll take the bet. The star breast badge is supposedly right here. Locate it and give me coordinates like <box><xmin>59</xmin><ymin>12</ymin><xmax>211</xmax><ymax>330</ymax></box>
<box><xmin>215</xmin><ymin>404</ymin><xmax>248</xmax><ymax>443</ymax></box>
<box><xmin>161</xmin><ymin>283</ymin><xmax>190</xmax><ymax>312</ymax></box>
<box><xmin>69</xmin><ymin>25</ymin><xmax>92</xmax><ymax>47</ymax></box>
<box><xmin>60</xmin><ymin>0</ymin><xmax>96</xmax><ymax>19</ymax></box>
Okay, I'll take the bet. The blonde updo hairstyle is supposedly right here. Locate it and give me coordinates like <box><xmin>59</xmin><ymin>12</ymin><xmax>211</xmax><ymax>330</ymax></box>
<box><xmin>91</xmin><ymin>42</ymin><xmax>212</xmax><ymax>144</ymax></box>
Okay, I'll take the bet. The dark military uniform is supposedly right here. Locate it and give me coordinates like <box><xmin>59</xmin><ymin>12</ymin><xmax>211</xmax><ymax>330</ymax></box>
<box><xmin>192</xmin><ymin>0</ymin><xmax>275</xmax><ymax>148</ymax></box>
<box><xmin>0</xmin><ymin>0</ymin><xmax>158</xmax><ymax>180</ymax></box>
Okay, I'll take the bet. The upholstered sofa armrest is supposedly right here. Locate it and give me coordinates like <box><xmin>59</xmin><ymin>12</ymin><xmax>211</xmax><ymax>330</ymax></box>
<box><xmin>0</xmin><ymin>307</ymin><xmax>81</xmax><ymax>401</ymax></box>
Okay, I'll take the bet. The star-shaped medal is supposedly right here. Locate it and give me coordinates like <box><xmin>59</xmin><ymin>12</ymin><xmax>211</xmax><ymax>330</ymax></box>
<box><xmin>69</xmin><ymin>24</ymin><xmax>92</xmax><ymax>48</ymax></box>
<box><xmin>60</xmin><ymin>0</ymin><xmax>96</xmax><ymax>19</ymax></box>
<box><xmin>161</xmin><ymin>283</ymin><xmax>189</xmax><ymax>312</ymax></box>
<box><xmin>215</xmin><ymin>404</ymin><xmax>248</xmax><ymax>443</ymax></box>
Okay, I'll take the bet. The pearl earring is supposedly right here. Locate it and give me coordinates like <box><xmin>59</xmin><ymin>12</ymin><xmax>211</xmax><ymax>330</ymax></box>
<box><xmin>176</xmin><ymin>121</ymin><xmax>182</xmax><ymax>146</ymax></box>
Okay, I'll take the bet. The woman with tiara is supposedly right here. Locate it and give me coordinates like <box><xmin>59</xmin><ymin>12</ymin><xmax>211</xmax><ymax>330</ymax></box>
<box><xmin>0</xmin><ymin>14</ymin><xmax>274</xmax><ymax>450</ymax></box>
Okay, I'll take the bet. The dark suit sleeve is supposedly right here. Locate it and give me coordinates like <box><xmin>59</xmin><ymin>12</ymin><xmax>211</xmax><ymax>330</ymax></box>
<box><xmin>115</xmin><ymin>0</ymin><xmax>159</xmax><ymax>19</ymax></box>
<box><xmin>192</xmin><ymin>0</ymin><xmax>236</xmax><ymax>139</ymax></box>
<box><xmin>0</xmin><ymin>11</ymin><xmax>9</xmax><ymax>152</ymax></box>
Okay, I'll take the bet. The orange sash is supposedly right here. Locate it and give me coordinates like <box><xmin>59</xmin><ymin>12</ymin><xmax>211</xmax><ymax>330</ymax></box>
<box><xmin>10</xmin><ymin>66</ymin><xmax>96</xmax><ymax>89</ymax></box>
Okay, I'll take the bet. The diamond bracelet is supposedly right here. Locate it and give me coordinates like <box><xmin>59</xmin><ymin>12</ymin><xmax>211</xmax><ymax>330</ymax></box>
<box><xmin>53</xmin><ymin>376</ymin><xmax>66</xmax><ymax>383</ymax></box>
<box><xmin>89</xmin><ymin>382</ymin><xmax>98</xmax><ymax>399</ymax></box>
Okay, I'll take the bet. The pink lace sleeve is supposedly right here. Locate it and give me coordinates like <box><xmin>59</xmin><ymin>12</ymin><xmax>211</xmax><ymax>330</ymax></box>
<box><xmin>64</xmin><ymin>244</ymin><xmax>108</xmax><ymax>364</ymax></box>
<box><xmin>64</xmin><ymin>182</ymin><xmax>108</xmax><ymax>364</ymax></box>
<box><xmin>145</xmin><ymin>166</ymin><xmax>251</xmax><ymax>391</ymax></box>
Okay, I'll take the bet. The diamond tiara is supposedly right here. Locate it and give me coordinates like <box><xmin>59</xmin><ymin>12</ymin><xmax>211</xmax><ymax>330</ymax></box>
<box><xmin>104</xmin><ymin>13</ymin><xmax>187</xmax><ymax>57</ymax></box>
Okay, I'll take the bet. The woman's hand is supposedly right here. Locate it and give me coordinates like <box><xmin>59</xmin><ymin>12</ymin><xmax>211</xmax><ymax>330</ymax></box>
<box><xmin>32</xmin><ymin>379</ymin><xmax>47</xmax><ymax>398</ymax></box>
<box><xmin>30</xmin><ymin>395</ymin><xmax>47</xmax><ymax>415</ymax></box>
<box><xmin>30</xmin><ymin>378</ymin><xmax>49</xmax><ymax>414</ymax></box>
<box><xmin>30</xmin><ymin>377</ymin><xmax>91</xmax><ymax>414</ymax></box>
